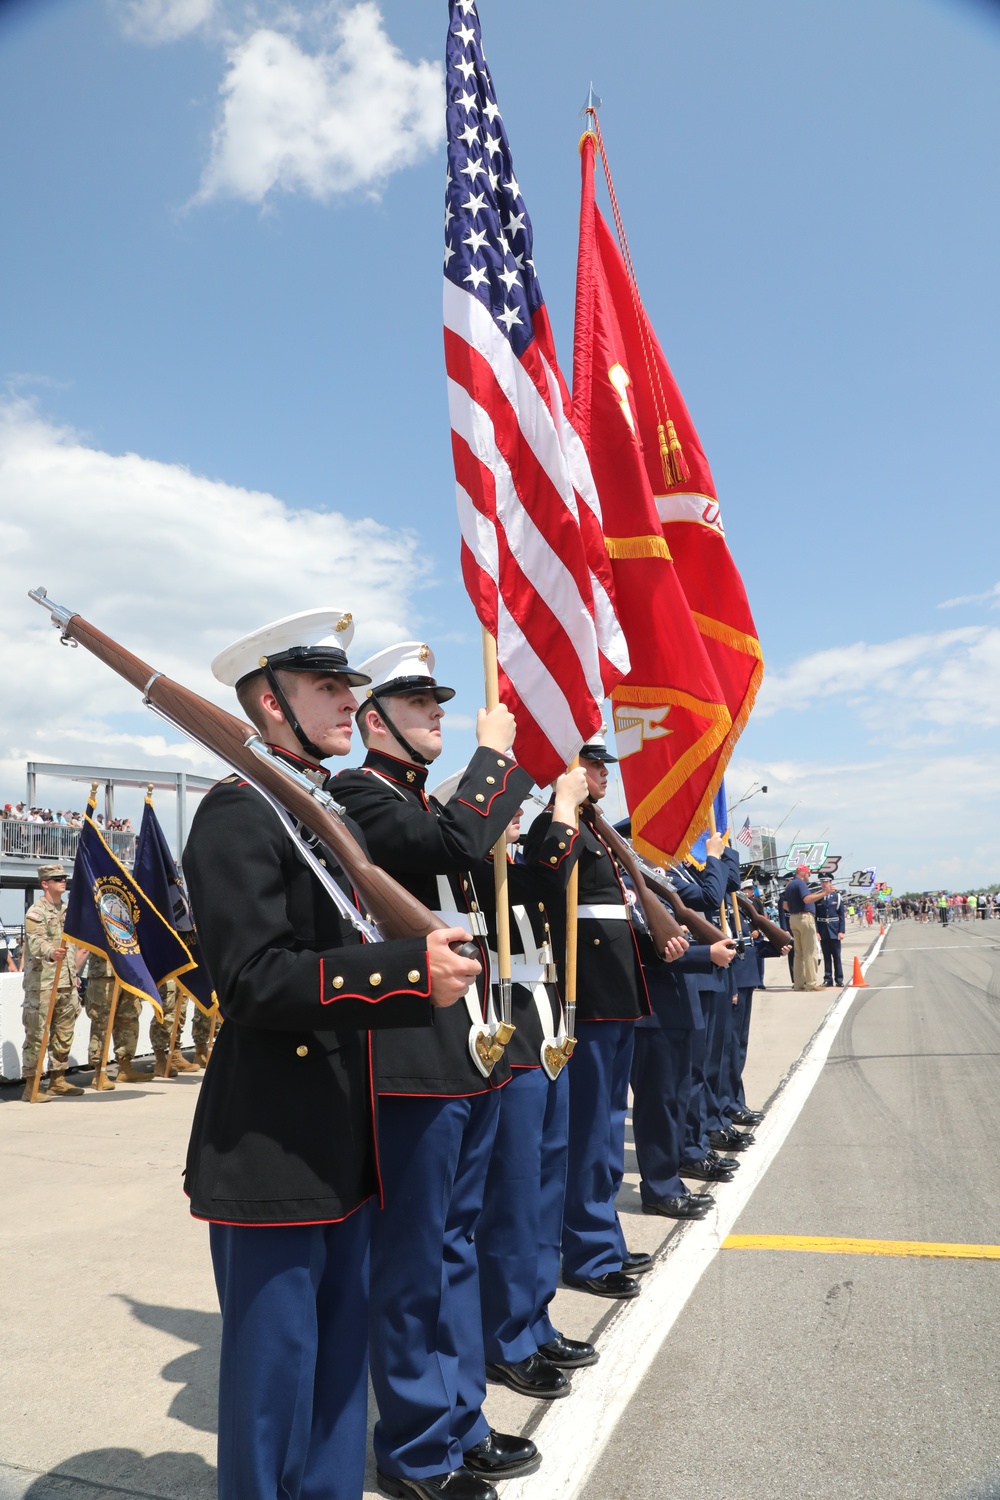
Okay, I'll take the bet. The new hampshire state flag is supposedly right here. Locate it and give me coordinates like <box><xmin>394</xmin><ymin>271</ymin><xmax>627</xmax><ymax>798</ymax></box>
<box><xmin>64</xmin><ymin>799</ymin><xmax>195</xmax><ymax>1019</ymax></box>
<box><xmin>133</xmin><ymin>795</ymin><xmax>217</xmax><ymax>1015</ymax></box>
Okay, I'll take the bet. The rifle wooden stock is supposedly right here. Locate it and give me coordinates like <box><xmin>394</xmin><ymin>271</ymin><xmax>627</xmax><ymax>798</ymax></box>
<box><xmin>646</xmin><ymin>875</ymin><xmax>729</xmax><ymax>946</ymax></box>
<box><xmin>588</xmin><ymin>809</ymin><xmax>686</xmax><ymax>955</ymax></box>
<box><xmin>54</xmin><ymin>612</ymin><xmax>450</xmax><ymax>944</ymax></box>
<box><xmin>737</xmin><ymin>893</ymin><xmax>792</xmax><ymax>952</ymax></box>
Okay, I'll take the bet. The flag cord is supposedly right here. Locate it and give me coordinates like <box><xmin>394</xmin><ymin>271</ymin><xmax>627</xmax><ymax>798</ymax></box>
<box><xmin>584</xmin><ymin>109</ymin><xmax>690</xmax><ymax>487</ymax></box>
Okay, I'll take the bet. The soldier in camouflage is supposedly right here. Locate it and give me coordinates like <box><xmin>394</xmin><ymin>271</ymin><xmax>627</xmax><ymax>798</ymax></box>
<box><xmin>191</xmin><ymin>1002</ymin><xmax>217</xmax><ymax>1068</ymax></box>
<box><xmin>22</xmin><ymin>863</ymin><xmax>84</xmax><ymax>1101</ymax></box>
<box><xmin>150</xmin><ymin>978</ymin><xmax>200</xmax><ymax>1076</ymax></box>
<box><xmin>84</xmin><ymin>951</ymin><xmax>149</xmax><ymax>1089</ymax></box>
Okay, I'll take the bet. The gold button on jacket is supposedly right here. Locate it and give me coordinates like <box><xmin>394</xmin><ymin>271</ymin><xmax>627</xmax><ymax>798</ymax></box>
<box><xmin>407</xmin><ymin>969</ymin><xmax>421</xmax><ymax>983</ymax></box>
<box><xmin>369</xmin><ymin>972</ymin><xmax>382</xmax><ymax>986</ymax></box>
<box><xmin>296</xmin><ymin>1045</ymin><xmax>308</xmax><ymax>1057</ymax></box>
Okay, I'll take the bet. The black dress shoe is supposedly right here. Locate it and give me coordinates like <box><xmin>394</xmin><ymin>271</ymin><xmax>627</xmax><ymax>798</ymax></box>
<box><xmin>564</xmin><ymin>1270</ymin><xmax>641</xmax><ymax>1299</ymax></box>
<box><xmin>622</xmin><ymin>1249</ymin><xmax>653</xmax><ymax>1274</ymax></box>
<box><xmin>728</xmin><ymin>1108</ymin><xmax>764</xmax><ymax>1127</ymax></box>
<box><xmin>538</xmin><ymin>1332</ymin><xmax>599</xmax><ymax>1368</ymax></box>
<box><xmin>709</xmin><ymin>1127</ymin><xmax>755</xmax><ymax>1152</ymax></box>
<box><xmin>706</xmin><ymin>1148</ymin><xmax>740</xmax><ymax>1171</ymax></box>
<box><xmin>485</xmin><ymin>1352</ymin><xmax>569</xmax><ymax>1399</ymax></box>
<box><xmin>642</xmin><ymin>1194</ymin><xmax>713</xmax><ymax>1219</ymax></box>
<box><xmin>377</xmin><ymin>1468</ymin><xmax>497</xmax><ymax>1500</ymax></box>
<box><xmin>464</xmin><ymin>1430</ymin><xmax>539</xmax><ymax>1479</ymax></box>
<box><xmin>681</xmin><ymin>1158</ymin><xmax>735</xmax><ymax>1182</ymax></box>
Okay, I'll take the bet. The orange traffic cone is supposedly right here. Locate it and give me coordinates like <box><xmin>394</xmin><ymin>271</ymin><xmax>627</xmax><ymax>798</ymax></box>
<box><xmin>879</xmin><ymin>923</ymin><xmax>885</xmax><ymax>936</ymax></box>
<box><xmin>851</xmin><ymin>955</ymin><xmax>869</xmax><ymax>988</ymax></box>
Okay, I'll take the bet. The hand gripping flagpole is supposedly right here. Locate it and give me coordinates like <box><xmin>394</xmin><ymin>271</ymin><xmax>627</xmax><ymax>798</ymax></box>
<box><xmin>708</xmin><ymin>805</ymin><xmax>729</xmax><ymax>933</ymax></box>
<box><xmin>481</xmin><ymin>627</ymin><xmax>516</xmax><ymax>1068</ymax></box>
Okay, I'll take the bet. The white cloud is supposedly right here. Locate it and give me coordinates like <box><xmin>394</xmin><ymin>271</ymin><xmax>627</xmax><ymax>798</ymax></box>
<box><xmin>727</xmin><ymin>749</ymin><xmax>1000</xmax><ymax>893</ymax></box>
<box><xmin>0</xmin><ymin>397</ymin><xmax>426</xmax><ymax>792</ymax></box>
<box><xmin>196</xmin><ymin>3</ymin><xmax>444</xmax><ymax>204</ymax></box>
<box><xmin>117</xmin><ymin>0</ymin><xmax>218</xmax><ymax>44</ymax></box>
<box><xmin>756</xmin><ymin>625</ymin><xmax>1000</xmax><ymax>738</ymax></box>
<box><xmin>938</xmin><ymin>582</ymin><xmax>1000</xmax><ymax>610</ymax></box>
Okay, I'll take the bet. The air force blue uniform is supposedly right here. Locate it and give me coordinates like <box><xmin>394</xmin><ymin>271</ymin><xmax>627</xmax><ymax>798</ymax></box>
<box><xmin>815</xmin><ymin>888</ymin><xmax>846</xmax><ymax>985</ymax></box>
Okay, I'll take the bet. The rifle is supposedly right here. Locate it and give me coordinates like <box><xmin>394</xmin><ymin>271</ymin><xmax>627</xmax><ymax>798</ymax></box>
<box><xmin>588</xmin><ymin>808</ymin><xmax>687</xmax><ymax>956</ymax></box>
<box><xmin>736</xmin><ymin>893</ymin><xmax>792</xmax><ymax>953</ymax></box>
<box><xmin>28</xmin><ymin>589</ymin><xmax>470</xmax><ymax>950</ymax></box>
<box><xmin>605</xmin><ymin>831</ymin><xmax>731</xmax><ymax>946</ymax></box>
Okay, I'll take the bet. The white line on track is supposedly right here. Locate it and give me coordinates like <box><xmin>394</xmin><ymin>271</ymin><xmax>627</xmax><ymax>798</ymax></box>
<box><xmin>503</xmin><ymin>926</ymin><xmax>892</xmax><ymax>1500</ymax></box>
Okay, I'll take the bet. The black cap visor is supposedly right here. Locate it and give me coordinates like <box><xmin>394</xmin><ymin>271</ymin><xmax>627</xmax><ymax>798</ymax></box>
<box><xmin>580</xmin><ymin>745</ymin><xmax>618</xmax><ymax>764</ymax></box>
<box><xmin>357</xmin><ymin>674</ymin><xmax>456</xmax><ymax>711</ymax></box>
<box><xmin>236</xmin><ymin>646</ymin><xmax>372</xmax><ymax>690</ymax></box>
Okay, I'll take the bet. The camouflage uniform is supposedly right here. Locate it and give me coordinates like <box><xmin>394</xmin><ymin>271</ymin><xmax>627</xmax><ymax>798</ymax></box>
<box><xmin>84</xmin><ymin>951</ymin><xmax>141</xmax><ymax>1066</ymax></box>
<box><xmin>150</xmin><ymin>978</ymin><xmax>187</xmax><ymax>1054</ymax></box>
<box><xmin>22</xmin><ymin>893</ymin><xmax>80</xmax><ymax>1079</ymax></box>
<box><xmin>192</xmin><ymin>1003</ymin><xmax>217</xmax><ymax>1054</ymax></box>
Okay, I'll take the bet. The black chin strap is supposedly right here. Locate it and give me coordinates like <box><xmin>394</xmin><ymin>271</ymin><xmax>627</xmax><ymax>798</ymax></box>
<box><xmin>263</xmin><ymin>665</ymin><xmax>326</xmax><ymax>763</ymax></box>
<box><xmin>366</xmin><ymin>692</ymin><xmax>431</xmax><ymax>768</ymax></box>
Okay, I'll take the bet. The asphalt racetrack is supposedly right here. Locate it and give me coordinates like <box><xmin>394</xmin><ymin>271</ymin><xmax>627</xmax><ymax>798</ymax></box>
<box><xmin>579</xmin><ymin>920</ymin><xmax>1000</xmax><ymax>1500</ymax></box>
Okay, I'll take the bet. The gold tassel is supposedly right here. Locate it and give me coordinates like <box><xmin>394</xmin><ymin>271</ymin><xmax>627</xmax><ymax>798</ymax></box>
<box><xmin>657</xmin><ymin>422</ymin><xmax>673</xmax><ymax>489</ymax></box>
<box><xmin>665</xmin><ymin>418</ymin><xmax>690</xmax><ymax>485</ymax></box>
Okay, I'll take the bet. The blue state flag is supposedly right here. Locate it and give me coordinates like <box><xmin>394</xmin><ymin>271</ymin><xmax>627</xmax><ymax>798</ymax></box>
<box><xmin>133</xmin><ymin>796</ymin><xmax>217</xmax><ymax>1015</ymax></box>
<box><xmin>686</xmin><ymin>782</ymin><xmax>730</xmax><ymax>868</ymax></box>
<box><xmin>64</xmin><ymin>802</ymin><xmax>196</xmax><ymax>1019</ymax></box>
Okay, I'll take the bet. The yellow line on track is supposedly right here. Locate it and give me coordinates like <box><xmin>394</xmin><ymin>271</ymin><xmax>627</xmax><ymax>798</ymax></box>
<box><xmin>723</xmin><ymin>1234</ymin><xmax>1000</xmax><ymax>1260</ymax></box>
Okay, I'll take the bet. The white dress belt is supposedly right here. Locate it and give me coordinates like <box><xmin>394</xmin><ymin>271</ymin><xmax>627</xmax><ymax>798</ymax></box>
<box><xmin>577</xmin><ymin>904</ymin><xmax>630</xmax><ymax>921</ymax></box>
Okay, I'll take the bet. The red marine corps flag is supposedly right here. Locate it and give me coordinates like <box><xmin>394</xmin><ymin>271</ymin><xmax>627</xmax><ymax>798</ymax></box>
<box><xmin>443</xmin><ymin>0</ymin><xmax>629</xmax><ymax>787</ymax></box>
<box><xmin>574</xmin><ymin>121</ymin><xmax>764</xmax><ymax>862</ymax></box>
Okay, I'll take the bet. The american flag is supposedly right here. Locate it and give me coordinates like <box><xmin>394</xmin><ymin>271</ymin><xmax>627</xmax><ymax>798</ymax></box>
<box><xmin>736</xmin><ymin>816</ymin><xmax>753</xmax><ymax>848</ymax></box>
<box><xmin>443</xmin><ymin>0</ymin><xmax>629</xmax><ymax>786</ymax></box>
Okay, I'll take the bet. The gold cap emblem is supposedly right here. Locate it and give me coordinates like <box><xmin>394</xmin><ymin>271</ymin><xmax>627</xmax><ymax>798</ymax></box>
<box><xmin>418</xmin><ymin>644</ymin><xmax>430</xmax><ymax>661</ymax></box>
<box><xmin>336</xmin><ymin>613</ymin><xmax>353</xmax><ymax>633</ymax></box>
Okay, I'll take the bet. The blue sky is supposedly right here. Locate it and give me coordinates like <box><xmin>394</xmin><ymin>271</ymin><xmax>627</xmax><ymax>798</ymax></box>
<box><xmin>1</xmin><ymin>0</ymin><xmax>999</xmax><ymax>892</ymax></box>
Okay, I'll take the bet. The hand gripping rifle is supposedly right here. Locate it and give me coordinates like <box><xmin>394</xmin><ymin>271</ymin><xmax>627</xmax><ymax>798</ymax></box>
<box><xmin>28</xmin><ymin>589</ymin><xmax>477</xmax><ymax>956</ymax></box>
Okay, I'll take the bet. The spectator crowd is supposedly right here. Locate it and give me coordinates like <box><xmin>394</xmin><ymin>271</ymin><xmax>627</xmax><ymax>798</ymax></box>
<box><xmin>1</xmin><ymin>802</ymin><xmax>132</xmax><ymax>832</ymax></box>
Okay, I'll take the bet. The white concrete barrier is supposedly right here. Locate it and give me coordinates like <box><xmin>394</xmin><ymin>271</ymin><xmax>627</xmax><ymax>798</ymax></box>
<box><xmin>0</xmin><ymin>970</ymin><xmax>195</xmax><ymax>1083</ymax></box>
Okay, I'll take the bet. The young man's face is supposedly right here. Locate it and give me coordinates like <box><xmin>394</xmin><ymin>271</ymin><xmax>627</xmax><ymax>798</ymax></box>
<box><xmin>582</xmin><ymin>759</ymin><xmax>608</xmax><ymax>800</ymax></box>
<box><xmin>40</xmin><ymin>876</ymin><xmax>66</xmax><ymax>907</ymax></box>
<box><xmin>369</xmin><ymin>691</ymin><xmax>445</xmax><ymax>764</ymax></box>
<box><xmin>505</xmin><ymin>808</ymin><xmax>523</xmax><ymax>844</ymax></box>
<box><xmin>281</xmin><ymin>674</ymin><xmax>358</xmax><ymax>759</ymax></box>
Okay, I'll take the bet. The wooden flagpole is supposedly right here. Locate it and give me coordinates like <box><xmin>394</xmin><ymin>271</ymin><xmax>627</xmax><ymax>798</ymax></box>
<box><xmin>481</xmin><ymin>628</ymin><xmax>515</xmax><ymax>1061</ymax></box>
<box><xmin>707</xmin><ymin>806</ymin><xmax>728</xmax><ymax>932</ymax></box>
<box><xmin>561</xmin><ymin>758</ymin><xmax>580</xmax><ymax>1063</ymax></box>
<box><xmin>93</xmin><ymin>979</ymin><xmax>121</xmax><ymax>1091</ymax></box>
<box><xmin>165</xmin><ymin>983</ymin><xmax>184</xmax><ymax>1077</ymax></box>
<box><xmin>27</xmin><ymin>955</ymin><xmax>64</xmax><ymax>1103</ymax></box>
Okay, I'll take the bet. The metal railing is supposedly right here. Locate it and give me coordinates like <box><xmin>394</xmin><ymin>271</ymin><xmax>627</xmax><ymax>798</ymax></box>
<box><xmin>0</xmin><ymin>821</ymin><xmax>136</xmax><ymax>866</ymax></box>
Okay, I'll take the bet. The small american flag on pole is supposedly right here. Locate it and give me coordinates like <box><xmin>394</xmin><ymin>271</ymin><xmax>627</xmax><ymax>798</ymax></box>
<box><xmin>736</xmin><ymin>816</ymin><xmax>753</xmax><ymax>849</ymax></box>
<box><xmin>443</xmin><ymin>0</ymin><xmax>629</xmax><ymax>786</ymax></box>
